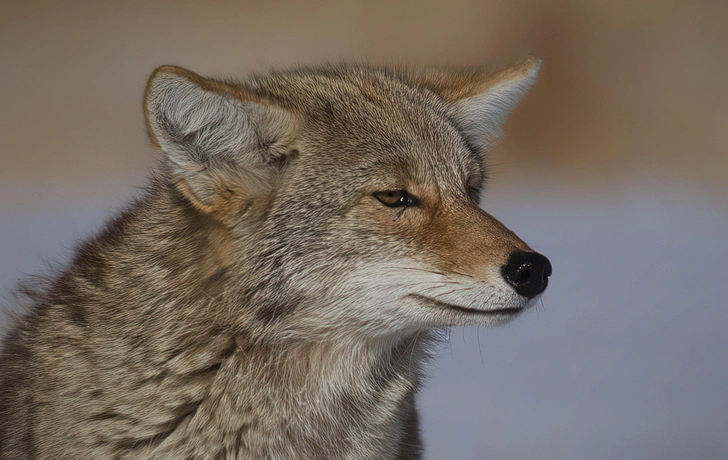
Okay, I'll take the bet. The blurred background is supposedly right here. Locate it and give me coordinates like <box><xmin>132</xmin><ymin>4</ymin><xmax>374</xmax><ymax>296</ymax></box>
<box><xmin>1</xmin><ymin>0</ymin><xmax>726</xmax><ymax>458</ymax></box>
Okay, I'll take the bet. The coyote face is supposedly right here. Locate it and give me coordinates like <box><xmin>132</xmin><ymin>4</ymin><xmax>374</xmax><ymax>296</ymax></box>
<box><xmin>145</xmin><ymin>57</ymin><xmax>551</xmax><ymax>340</ymax></box>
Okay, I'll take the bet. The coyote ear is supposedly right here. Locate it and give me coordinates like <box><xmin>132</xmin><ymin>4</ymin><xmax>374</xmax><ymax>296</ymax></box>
<box><xmin>144</xmin><ymin>66</ymin><xmax>295</xmax><ymax>217</ymax></box>
<box><xmin>403</xmin><ymin>55</ymin><xmax>540</xmax><ymax>152</ymax></box>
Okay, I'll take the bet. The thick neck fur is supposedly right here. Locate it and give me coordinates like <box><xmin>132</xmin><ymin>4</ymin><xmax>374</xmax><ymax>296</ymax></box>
<box><xmin>2</xmin><ymin>174</ymin><xmax>433</xmax><ymax>459</ymax></box>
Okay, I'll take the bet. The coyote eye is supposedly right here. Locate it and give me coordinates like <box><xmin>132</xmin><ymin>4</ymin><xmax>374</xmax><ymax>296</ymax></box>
<box><xmin>373</xmin><ymin>190</ymin><xmax>421</xmax><ymax>208</ymax></box>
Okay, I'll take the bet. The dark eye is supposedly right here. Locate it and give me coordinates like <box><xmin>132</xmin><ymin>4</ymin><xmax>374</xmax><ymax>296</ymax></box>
<box><xmin>373</xmin><ymin>190</ymin><xmax>421</xmax><ymax>208</ymax></box>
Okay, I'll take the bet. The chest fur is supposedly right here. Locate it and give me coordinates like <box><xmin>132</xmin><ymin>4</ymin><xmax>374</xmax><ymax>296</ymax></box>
<box><xmin>115</xmin><ymin>337</ymin><xmax>426</xmax><ymax>459</ymax></box>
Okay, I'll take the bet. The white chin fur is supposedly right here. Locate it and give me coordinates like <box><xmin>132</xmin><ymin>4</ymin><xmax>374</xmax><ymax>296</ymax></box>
<box><xmin>302</xmin><ymin>260</ymin><xmax>537</xmax><ymax>333</ymax></box>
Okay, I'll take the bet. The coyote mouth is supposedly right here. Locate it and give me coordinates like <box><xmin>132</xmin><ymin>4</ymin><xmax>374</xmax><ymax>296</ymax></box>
<box><xmin>408</xmin><ymin>294</ymin><xmax>524</xmax><ymax>316</ymax></box>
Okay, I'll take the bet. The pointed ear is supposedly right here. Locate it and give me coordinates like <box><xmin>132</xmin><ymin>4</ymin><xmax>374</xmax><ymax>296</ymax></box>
<box><xmin>400</xmin><ymin>55</ymin><xmax>541</xmax><ymax>152</ymax></box>
<box><xmin>144</xmin><ymin>66</ymin><xmax>295</xmax><ymax>218</ymax></box>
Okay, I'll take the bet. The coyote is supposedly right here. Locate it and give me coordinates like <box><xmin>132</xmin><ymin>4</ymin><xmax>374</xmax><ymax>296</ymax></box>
<box><xmin>0</xmin><ymin>56</ymin><xmax>551</xmax><ymax>459</ymax></box>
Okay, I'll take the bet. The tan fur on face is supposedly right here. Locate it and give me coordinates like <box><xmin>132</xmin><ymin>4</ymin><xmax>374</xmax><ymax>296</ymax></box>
<box><xmin>415</xmin><ymin>201</ymin><xmax>530</xmax><ymax>281</ymax></box>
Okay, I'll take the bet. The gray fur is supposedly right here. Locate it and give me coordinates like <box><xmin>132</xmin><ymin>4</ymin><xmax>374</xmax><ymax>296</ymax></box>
<box><xmin>1</xmin><ymin>58</ymin><xmax>542</xmax><ymax>459</ymax></box>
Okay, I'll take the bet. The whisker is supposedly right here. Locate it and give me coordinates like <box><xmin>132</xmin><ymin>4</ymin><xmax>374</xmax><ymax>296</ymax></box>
<box><xmin>447</xmin><ymin>329</ymin><xmax>453</xmax><ymax>360</ymax></box>
<box><xmin>477</xmin><ymin>326</ymin><xmax>486</xmax><ymax>371</ymax></box>
<box><xmin>419</xmin><ymin>282</ymin><xmax>461</xmax><ymax>293</ymax></box>
<box><xmin>441</xmin><ymin>269</ymin><xmax>478</xmax><ymax>280</ymax></box>
<box><xmin>381</xmin><ymin>266</ymin><xmax>447</xmax><ymax>276</ymax></box>
<box><xmin>432</xmin><ymin>286</ymin><xmax>475</xmax><ymax>300</ymax></box>
<box><xmin>408</xmin><ymin>330</ymin><xmax>422</xmax><ymax>370</ymax></box>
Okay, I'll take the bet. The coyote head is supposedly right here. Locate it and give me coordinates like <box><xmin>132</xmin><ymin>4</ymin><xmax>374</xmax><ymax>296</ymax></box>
<box><xmin>144</xmin><ymin>57</ymin><xmax>551</xmax><ymax>340</ymax></box>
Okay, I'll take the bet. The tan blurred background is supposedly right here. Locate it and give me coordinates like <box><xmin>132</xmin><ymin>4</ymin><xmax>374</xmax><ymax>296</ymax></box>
<box><xmin>2</xmin><ymin>0</ymin><xmax>727</xmax><ymax>203</ymax></box>
<box><xmin>2</xmin><ymin>1</ymin><xmax>728</xmax><ymax>459</ymax></box>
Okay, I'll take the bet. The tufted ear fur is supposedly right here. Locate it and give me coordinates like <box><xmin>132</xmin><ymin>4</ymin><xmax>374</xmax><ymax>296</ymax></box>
<box><xmin>144</xmin><ymin>66</ymin><xmax>296</xmax><ymax>219</ymax></box>
<box><xmin>397</xmin><ymin>55</ymin><xmax>541</xmax><ymax>152</ymax></box>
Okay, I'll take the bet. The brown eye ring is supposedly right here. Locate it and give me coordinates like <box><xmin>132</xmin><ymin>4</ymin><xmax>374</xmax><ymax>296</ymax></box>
<box><xmin>373</xmin><ymin>190</ymin><xmax>421</xmax><ymax>208</ymax></box>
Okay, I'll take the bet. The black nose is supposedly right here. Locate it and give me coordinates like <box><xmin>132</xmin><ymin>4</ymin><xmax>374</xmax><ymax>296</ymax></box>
<box><xmin>501</xmin><ymin>251</ymin><xmax>552</xmax><ymax>299</ymax></box>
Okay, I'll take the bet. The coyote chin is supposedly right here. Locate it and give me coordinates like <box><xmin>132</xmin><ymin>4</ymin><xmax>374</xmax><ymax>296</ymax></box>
<box><xmin>0</xmin><ymin>56</ymin><xmax>551</xmax><ymax>459</ymax></box>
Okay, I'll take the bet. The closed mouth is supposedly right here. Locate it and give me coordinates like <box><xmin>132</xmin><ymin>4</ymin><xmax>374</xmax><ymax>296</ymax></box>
<box><xmin>408</xmin><ymin>294</ymin><xmax>524</xmax><ymax>316</ymax></box>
